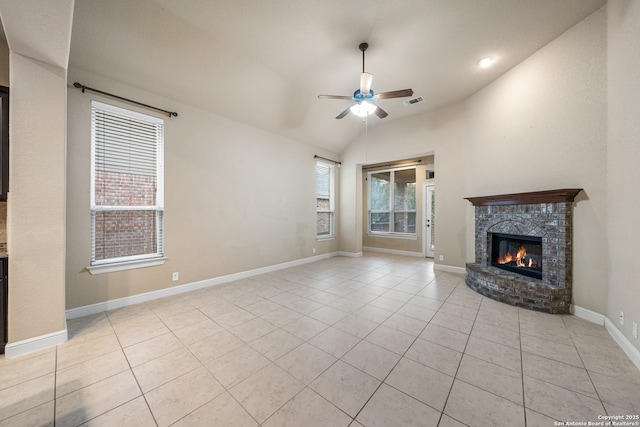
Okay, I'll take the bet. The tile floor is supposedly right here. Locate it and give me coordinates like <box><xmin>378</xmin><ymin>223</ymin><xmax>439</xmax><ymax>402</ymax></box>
<box><xmin>1</xmin><ymin>253</ymin><xmax>639</xmax><ymax>426</ymax></box>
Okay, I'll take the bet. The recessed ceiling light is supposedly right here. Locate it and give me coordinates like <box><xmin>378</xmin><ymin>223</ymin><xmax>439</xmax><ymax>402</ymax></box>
<box><xmin>478</xmin><ymin>56</ymin><xmax>495</xmax><ymax>68</ymax></box>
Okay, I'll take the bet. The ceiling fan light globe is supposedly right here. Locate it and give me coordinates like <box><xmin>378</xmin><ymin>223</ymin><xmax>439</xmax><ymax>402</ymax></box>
<box><xmin>350</xmin><ymin>101</ymin><xmax>377</xmax><ymax>117</ymax></box>
<box><xmin>360</xmin><ymin>72</ymin><xmax>373</xmax><ymax>95</ymax></box>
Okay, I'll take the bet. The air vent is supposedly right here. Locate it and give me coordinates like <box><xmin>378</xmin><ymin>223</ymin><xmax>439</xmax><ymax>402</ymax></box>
<box><xmin>403</xmin><ymin>96</ymin><xmax>424</xmax><ymax>106</ymax></box>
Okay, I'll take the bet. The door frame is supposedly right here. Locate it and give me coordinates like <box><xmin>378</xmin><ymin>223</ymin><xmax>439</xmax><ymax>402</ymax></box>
<box><xmin>423</xmin><ymin>184</ymin><xmax>435</xmax><ymax>258</ymax></box>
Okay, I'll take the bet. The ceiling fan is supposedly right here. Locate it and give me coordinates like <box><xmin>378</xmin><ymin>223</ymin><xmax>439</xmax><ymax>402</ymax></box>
<box><xmin>318</xmin><ymin>43</ymin><xmax>413</xmax><ymax>120</ymax></box>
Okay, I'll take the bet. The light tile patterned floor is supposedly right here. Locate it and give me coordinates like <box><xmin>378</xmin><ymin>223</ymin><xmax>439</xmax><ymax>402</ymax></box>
<box><xmin>1</xmin><ymin>253</ymin><xmax>639</xmax><ymax>426</ymax></box>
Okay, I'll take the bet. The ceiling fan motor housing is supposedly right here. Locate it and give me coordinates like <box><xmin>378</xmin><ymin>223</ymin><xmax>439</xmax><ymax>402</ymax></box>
<box><xmin>353</xmin><ymin>89</ymin><xmax>374</xmax><ymax>101</ymax></box>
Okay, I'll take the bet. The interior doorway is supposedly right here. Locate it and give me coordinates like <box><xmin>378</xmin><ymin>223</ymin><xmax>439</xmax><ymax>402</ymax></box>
<box><xmin>423</xmin><ymin>184</ymin><xmax>435</xmax><ymax>258</ymax></box>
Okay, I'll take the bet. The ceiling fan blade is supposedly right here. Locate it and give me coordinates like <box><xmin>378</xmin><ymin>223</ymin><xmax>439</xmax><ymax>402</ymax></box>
<box><xmin>336</xmin><ymin>106</ymin><xmax>352</xmax><ymax>119</ymax></box>
<box><xmin>374</xmin><ymin>106</ymin><xmax>388</xmax><ymax>119</ymax></box>
<box><xmin>375</xmin><ymin>89</ymin><xmax>414</xmax><ymax>99</ymax></box>
<box><xmin>318</xmin><ymin>95</ymin><xmax>353</xmax><ymax>100</ymax></box>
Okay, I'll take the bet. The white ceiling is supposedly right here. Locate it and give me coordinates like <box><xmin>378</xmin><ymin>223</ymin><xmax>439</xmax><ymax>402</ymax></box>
<box><xmin>69</xmin><ymin>0</ymin><xmax>606</xmax><ymax>152</ymax></box>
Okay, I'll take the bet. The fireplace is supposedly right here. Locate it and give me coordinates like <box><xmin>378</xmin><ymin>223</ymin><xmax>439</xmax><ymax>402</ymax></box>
<box><xmin>464</xmin><ymin>189</ymin><xmax>582</xmax><ymax>314</ymax></box>
<box><xmin>491</xmin><ymin>233</ymin><xmax>542</xmax><ymax>279</ymax></box>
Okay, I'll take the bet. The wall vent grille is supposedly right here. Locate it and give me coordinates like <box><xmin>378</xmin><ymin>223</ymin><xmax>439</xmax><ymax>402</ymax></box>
<box><xmin>403</xmin><ymin>96</ymin><xmax>424</xmax><ymax>106</ymax></box>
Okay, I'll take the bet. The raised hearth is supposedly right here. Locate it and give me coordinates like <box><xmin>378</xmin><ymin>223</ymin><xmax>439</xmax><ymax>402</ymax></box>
<box><xmin>465</xmin><ymin>189</ymin><xmax>582</xmax><ymax>314</ymax></box>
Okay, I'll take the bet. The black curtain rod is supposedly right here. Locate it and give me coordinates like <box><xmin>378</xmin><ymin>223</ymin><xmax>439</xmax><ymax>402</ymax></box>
<box><xmin>314</xmin><ymin>155</ymin><xmax>341</xmax><ymax>165</ymax></box>
<box><xmin>73</xmin><ymin>82</ymin><xmax>178</xmax><ymax>117</ymax></box>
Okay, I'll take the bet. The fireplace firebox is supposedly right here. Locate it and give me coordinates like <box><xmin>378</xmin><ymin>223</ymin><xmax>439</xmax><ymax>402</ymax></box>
<box><xmin>491</xmin><ymin>233</ymin><xmax>542</xmax><ymax>280</ymax></box>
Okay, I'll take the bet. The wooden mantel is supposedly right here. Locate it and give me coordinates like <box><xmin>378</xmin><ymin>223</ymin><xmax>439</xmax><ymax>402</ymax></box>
<box><xmin>464</xmin><ymin>189</ymin><xmax>583</xmax><ymax>206</ymax></box>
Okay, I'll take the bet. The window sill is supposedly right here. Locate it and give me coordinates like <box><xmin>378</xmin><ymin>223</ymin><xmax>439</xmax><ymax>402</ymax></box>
<box><xmin>316</xmin><ymin>235</ymin><xmax>336</xmax><ymax>242</ymax></box>
<box><xmin>367</xmin><ymin>233</ymin><xmax>418</xmax><ymax>240</ymax></box>
<box><xmin>87</xmin><ymin>257</ymin><xmax>167</xmax><ymax>275</ymax></box>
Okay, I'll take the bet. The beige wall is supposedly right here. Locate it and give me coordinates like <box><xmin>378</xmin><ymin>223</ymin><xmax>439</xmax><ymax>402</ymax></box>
<box><xmin>361</xmin><ymin>156</ymin><xmax>434</xmax><ymax>254</ymax></box>
<box><xmin>464</xmin><ymin>8</ymin><xmax>607</xmax><ymax>314</ymax></box>
<box><xmin>8</xmin><ymin>53</ymin><xmax>67</xmax><ymax>341</ymax></box>
<box><xmin>607</xmin><ymin>0</ymin><xmax>640</xmax><ymax>351</ymax></box>
<box><xmin>340</xmin><ymin>104</ymin><xmax>467</xmax><ymax>268</ymax></box>
<box><xmin>66</xmin><ymin>68</ymin><xmax>339</xmax><ymax>309</ymax></box>
<box><xmin>0</xmin><ymin>32</ymin><xmax>8</xmax><ymax>87</ymax></box>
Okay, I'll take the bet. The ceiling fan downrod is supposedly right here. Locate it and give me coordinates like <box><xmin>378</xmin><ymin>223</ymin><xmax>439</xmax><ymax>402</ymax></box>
<box><xmin>359</xmin><ymin>42</ymin><xmax>368</xmax><ymax>73</ymax></box>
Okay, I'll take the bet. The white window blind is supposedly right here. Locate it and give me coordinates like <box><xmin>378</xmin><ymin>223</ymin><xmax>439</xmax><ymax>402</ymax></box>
<box><xmin>316</xmin><ymin>161</ymin><xmax>335</xmax><ymax>237</ymax></box>
<box><xmin>90</xmin><ymin>101</ymin><xmax>164</xmax><ymax>265</ymax></box>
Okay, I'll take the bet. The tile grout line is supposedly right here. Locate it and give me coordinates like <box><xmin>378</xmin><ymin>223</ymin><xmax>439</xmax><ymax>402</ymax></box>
<box><xmin>157</xmin><ymin>293</ymin><xmax>291</xmax><ymax>426</ymax></box>
<box><xmin>562</xmin><ymin>314</ymin><xmax>610</xmax><ymax>416</ymax></box>
<box><xmin>175</xmin><ymin>270</ymin><xmax>361</xmax><ymax>426</ymax></box>
<box><xmin>519</xmin><ymin>315</ymin><xmax>619</xmax><ymax>410</ymax></box>
<box><xmin>105</xmin><ymin>310</ymin><xmax>160</xmax><ymax>427</ymax></box>
<box><xmin>518</xmin><ymin>306</ymin><xmax>527</xmax><ymax>427</ymax></box>
<box><xmin>349</xmin><ymin>274</ymin><xmax>471</xmax><ymax>425</ymax></box>
<box><xmin>250</xmin><ymin>265</ymin><xmax>393</xmax><ymax>425</ymax></box>
<box><xmin>162</xmin><ymin>274</ymin><xmax>321</xmax><ymax>425</ymax></box>
<box><xmin>253</xmin><ymin>266</ymin><xmax>376</xmax><ymax>426</ymax></box>
<box><xmin>158</xmin><ymin>298</ymin><xmax>264</xmax><ymax>427</ymax></box>
<box><xmin>280</xmin><ymin>268</ymin><xmax>443</xmax><ymax>424</ymax></box>
<box><xmin>53</xmin><ymin>346</ymin><xmax>58</xmax><ymax>427</ymax></box>
<box><xmin>277</xmin><ymin>272</ymin><xmax>404</xmax><ymax>424</ymax></box>
<box><xmin>433</xmin><ymin>281</ymin><xmax>482</xmax><ymax>427</ymax></box>
<box><xmin>54</xmin><ymin>316</ymin><xmax>154</xmax><ymax>426</ymax></box>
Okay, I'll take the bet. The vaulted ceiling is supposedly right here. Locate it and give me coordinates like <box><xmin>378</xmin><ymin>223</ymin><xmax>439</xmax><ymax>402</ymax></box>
<box><xmin>69</xmin><ymin>0</ymin><xmax>606</xmax><ymax>152</ymax></box>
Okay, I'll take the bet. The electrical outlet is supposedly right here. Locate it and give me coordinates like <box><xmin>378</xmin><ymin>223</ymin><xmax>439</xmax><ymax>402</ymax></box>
<box><xmin>619</xmin><ymin>311</ymin><xmax>624</xmax><ymax>326</ymax></box>
<box><xmin>313</xmin><ymin>247</ymin><xmax>316</xmax><ymax>254</ymax></box>
<box><xmin>633</xmin><ymin>322</ymin><xmax>638</xmax><ymax>339</ymax></box>
<box><xmin>439</xmin><ymin>255</ymin><xmax>444</xmax><ymax>261</ymax></box>
<box><xmin>172</xmin><ymin>272</ymin><xmax>179</xmax><ymax>281</ymax></box>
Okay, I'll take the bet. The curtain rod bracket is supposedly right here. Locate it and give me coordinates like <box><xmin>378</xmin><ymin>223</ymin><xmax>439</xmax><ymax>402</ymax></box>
<box><xmin>73</xmin><ymin>82</ymin><xmax>178</xmax><ymax>117</ymax></box>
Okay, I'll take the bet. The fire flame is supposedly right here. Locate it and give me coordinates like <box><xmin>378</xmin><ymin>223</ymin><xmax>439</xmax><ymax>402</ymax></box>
<box><xmin>499</xmin><ymin>253</ymin><xmax>513</xmax><ymax>264</ymax></box>
<box><xmin>516</xmin><ymin>246</ymin><xmax>526</xmax><ymax>267</ymax></box>
<box><xmin>497</xmin><ymin>245</ymin><xmax>528</xmax><ymax>266</ymax></box>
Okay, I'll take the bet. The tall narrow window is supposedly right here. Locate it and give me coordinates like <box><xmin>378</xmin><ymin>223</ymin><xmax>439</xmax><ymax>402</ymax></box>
<box><xmin>90</xmin><ymin>101</ymin><xmax>164</xmax><ymax>267</ymax></box>
<box><xmin>368</xmin><ymin>167</ymin><xmax>416</xmax><ymax>235</ymax></box>
<box><xmin>316</xmin><ymin>161</ymin><xmax>335</xmax><ymax>238</ymax></box>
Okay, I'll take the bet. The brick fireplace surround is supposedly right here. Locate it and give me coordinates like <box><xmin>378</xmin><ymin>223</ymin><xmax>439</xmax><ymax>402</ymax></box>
<box><xmin>465</xmin><ymin>189</ymin><xmax>582</xmax><ymax>314</ymax></box>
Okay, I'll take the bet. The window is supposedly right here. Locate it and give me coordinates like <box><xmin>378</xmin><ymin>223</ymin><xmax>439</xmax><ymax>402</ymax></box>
<box><xmin>316</xmin><ymin>161</ymin><xmax>335</xmax><ymax>238</ymax></box>
<box><xmin>90</xmin><ymin>101</ymin><xmax>164</xmax><ymax>269</ymax></box>
<box><xmin>368</xmin><ymin>167</ymin><xmax>416</xmax><ymax>235</ymax></box>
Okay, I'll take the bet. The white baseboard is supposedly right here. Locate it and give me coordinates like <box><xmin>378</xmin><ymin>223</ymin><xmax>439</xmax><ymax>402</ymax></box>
<box><xmin>337</xmin><ymin>251</ymin><xmax>363</xmax><ymax>258</ymax></box>
<box><xmin>571</xmin><ymin>305</ymin><xmax>605</xmax><ymax>325</ymax></box>
<box><xmin>67</xmin><ymin>252</ymin><xmax>340</xmax><ymax>320</ymax></box>
<box><xmin>434</xmin><ymin>264</ymin><xmax>466</xmax><ymax>274</ymax></box>
<box><xmin>604</xmin><ymin>317</ymin><xmax>640</xmax><ymax>371</ymax></box>
<box><xmin>572</xmin><ymin>305</ymin><xmax>640</xmax><ymax>371</ymax></box>
<box><xmin>362</xmin><ymin>247</ymin><xmax>423</xmax><ymax>257</ymax></box>
<box><xmin>5</xmin><ymin>327</ymin><xmax>68</xmax><ymax>359</ymax></box>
